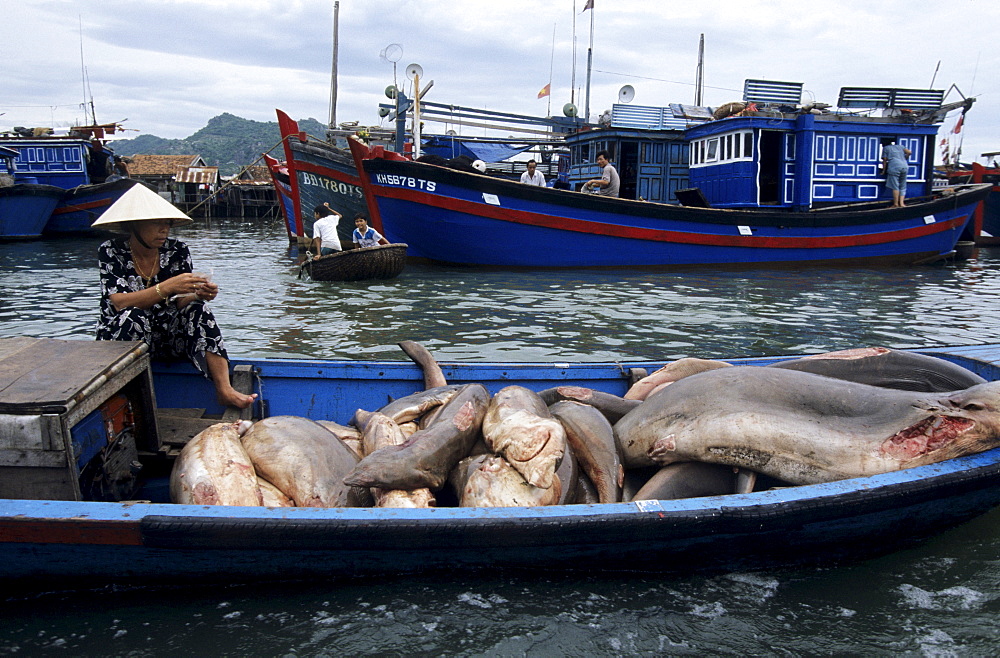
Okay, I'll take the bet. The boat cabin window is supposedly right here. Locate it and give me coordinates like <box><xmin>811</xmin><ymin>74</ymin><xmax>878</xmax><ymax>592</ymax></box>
<box><xmin>690</xmin><ymin>130</ymin><xmax>754</xmax><ymax>168</ymax></box>
<box><xmin>595</xmin><ymin>141</ymin><xmax>615</xmax><ymax>161</ymax></box>
<box><xmin>706</xmin><ymin>138</ymin><xmax>719</xmax><ymax>162</ymax></box>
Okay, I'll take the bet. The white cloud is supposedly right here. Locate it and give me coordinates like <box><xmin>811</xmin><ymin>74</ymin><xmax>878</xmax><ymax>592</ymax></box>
<box><xmin>2</xmin><ymin>0</ymin><xmax>997</xmax><ymax>163</ymax></box>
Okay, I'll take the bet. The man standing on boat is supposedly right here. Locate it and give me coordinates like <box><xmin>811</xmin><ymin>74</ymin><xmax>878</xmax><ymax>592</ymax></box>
<box><xmin>520</xmin><ymin>159</ymin><xmax>546</xmax><ymax>187</ymax></box>
<box><xmin>584</xmin><ymin>150</ymin><xmax>620</xmax><ymax>197</ymax></box>
<box><xmin>312</xmin><ymin>203</ymin><xmax>343</xmax><ymax>257</ymax></box>
<box><xmin>880</xmin><ymin>138</ymin><xmax>912</xmax><ymax>208</ymax></box>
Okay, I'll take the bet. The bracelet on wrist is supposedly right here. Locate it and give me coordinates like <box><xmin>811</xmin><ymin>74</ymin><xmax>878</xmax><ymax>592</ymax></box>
<box><xmin>155</xmin><ymin>283</ymin><xmax>169</xmax><ymax>301</ymax></box>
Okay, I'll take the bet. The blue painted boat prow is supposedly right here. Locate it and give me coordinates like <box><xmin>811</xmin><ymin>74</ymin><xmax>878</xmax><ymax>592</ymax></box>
<box><xmin>0</xmin><ymin>184</ymin><xmax>64</xmax><ymax>240</ymax></box>
<box><xmin>46</xmin><ymin>178</ymin><xmax>144</xmax><ymax>234</ymax></box>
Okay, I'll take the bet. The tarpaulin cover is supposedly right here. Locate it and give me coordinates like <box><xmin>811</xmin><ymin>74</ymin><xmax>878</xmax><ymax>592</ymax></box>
<box><xmin>421</xmin><ymin>137</ymin><xmax>529</xmax><ymax>163</ymax></box>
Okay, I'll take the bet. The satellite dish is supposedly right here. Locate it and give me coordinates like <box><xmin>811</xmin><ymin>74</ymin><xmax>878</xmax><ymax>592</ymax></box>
<box><xmin>446</xmin><ymin>129</ymin><xmax>457</xmax><ymax>136</ymax></box>
<box><xmin>378</xmin><ymin>107</ymin><xmax>391</xmax><ymax>118</ymax></box>
<box><xmin>379</xmin><ymin>43</ymin><xmax>403</xmax><ymax>63</ymax></box>
<box><xmin>385</xmin><ymin>85</ymin><xmax>397</xmax><ymax>99</ymax></box>
<box><xmin>563</xmin><ymin>103</ymin><xmax>578</xmax><ymax>117</ymax></box>
<box><xmin>618</xmin><ymin>85</ymin><xmax>636</xmax><ymax>103</ymax></box>
<box><xmin>405</xmin><ymin>63</ymin><xmax>424</xmax><ymax>80</ymax></box>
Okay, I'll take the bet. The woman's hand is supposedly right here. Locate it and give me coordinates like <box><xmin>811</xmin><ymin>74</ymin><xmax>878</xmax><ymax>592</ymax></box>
<box><xmin>165</xmin><ymin>272</ymin><xmax>210</xmax><ymax>297</ymax></box>
<box><xmin>196</xmin><ymin>280</ymin><xmax>219</xmax><ymax>301</ymax></box>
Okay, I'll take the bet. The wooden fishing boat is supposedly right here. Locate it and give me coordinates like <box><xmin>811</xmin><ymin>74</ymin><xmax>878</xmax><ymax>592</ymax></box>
<box><xmin>0</xmin><ymin>123</ymin><xmax>140</xmax><ymax>235</ymax></box>
<box><xmin>46</xmin><ymin>177</ymin><xmax>142</xmax><ymax>234</ymax></box>
<box><xmin>2</xmin><ymin>337</ymin><xmax>1000</xmax><ymax>590</ymax></box>
<box><xmin>347</xmin><ymin>80</ymin><xmax>988</xmax><ymax>268</ymax></box>
<box><xmin>273</xmin><ymin>110</ymin><xmax>369</xmax><ymax>246</ymax></box>
<box><xmin>350</xmin><ymin>137</ymin><xmax>990</xmax><ymax>268</ymax></box>
<box><xmin>303</xmin><ymin>243</ymin><xmax>408</xmax><ymax>281</ymax></box>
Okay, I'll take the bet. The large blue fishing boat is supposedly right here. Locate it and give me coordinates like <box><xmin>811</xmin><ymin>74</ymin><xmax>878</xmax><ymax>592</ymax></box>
<box><xmin>2</xmin><ymin>336</ymin><xmax>1000</xmax><ymax>590</ymax></box>
<box><xmin>0</xmin><ymin>123</ymin><xmax>141</xmax><ymax>235</ymax></box>
<box><xmin>349</xmin><ymin>80</ymin><xmax>985</xmax><ymax>268</ymax></box>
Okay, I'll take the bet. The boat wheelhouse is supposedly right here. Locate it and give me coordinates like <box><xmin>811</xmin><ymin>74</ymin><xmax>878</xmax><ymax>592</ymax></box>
<box><xmin>562</xmin><ymin>79</ymin><xmax>973</xmax><ymax>216</ymax></box>
<box><xmin>687</xmin><ymin>82</ymin><xmax>955</xmax><ymax>211</ymax></box>
<box><xmin>564</xmin><ymin>103</ymin><xmax>712</xmax><ymax>202</ymax></box>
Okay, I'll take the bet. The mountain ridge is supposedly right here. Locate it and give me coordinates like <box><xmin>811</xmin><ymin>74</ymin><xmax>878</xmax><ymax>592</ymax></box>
<box><xmin>110</xmin><ymin>113</ymin><xmax>329</xmax><ymax>176</ymax></box>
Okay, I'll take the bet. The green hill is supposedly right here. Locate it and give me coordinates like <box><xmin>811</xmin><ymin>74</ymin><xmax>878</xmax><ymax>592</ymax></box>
<box><xmin>111</xmin><ymin>113</ymin><xmax>328</xmax><ymax>176</ymax></box>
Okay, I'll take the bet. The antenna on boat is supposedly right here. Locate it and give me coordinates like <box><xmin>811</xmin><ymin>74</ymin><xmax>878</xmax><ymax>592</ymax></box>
<box><xmin>406</xmin><ymin>63</ymin><xmax>424</xmax><ymax>159</ymax></box>
<box><xmin>328</xmin><ymin>1</ymin><xmax>339</xmax><ymax>130</ymax></box>
<box><xmin>929</xmin><ymin>60</ymin><xmax>941</xmax><ymax>89</ymax></box>
<box><xmin>695</xmin><ymin>34</ymin><xmax>705</xmax><ymax>106</ymax></box>
<box><xmin>583</xmin><ymin>0</ymin><xmax>595</xmax><ymax>123</ymax></box>
<box><xmin>78</xmin><ymin>16</ymin><xmax>97</xmax><ymax>126</ymax></box>
<box><xmin>618</xmin><ymin>85</ymin><xmax>635</xmax><ymax>104</ymax></box>
<box><xmin>570</xmin><ymin>2</ymin><xmax>577</xmax><ymax>107</ymax></box>
<box><xmin>380</xmin><ymin>43</ymin><xmax>403</xmax><ymax>92</ymax></box>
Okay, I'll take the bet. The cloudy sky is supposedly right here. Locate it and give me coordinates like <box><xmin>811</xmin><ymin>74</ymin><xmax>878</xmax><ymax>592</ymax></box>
<box><xmin>4</xmin><ymin>0</ymin><xmax>998</xmax><ymax>164</ymax></box>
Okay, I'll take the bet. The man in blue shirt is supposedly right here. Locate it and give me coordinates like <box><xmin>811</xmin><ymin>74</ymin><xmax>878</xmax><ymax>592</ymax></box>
<box><xmin>881</xmin><ymin>139</ymin><xmax>913</xmax><ymax>208</ymax></box>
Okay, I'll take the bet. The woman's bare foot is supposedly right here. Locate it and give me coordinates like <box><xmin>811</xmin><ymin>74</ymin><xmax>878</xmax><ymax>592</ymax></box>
<box><xmin>217</xmin><ymin>386</ymin><xmax>258</xmax><ymax>410</ymax></box>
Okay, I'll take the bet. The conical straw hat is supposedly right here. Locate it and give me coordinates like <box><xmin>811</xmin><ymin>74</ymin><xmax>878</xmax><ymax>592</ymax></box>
<box><xmin>91</xmin><ymin>183</ymin><xmax>192</xmax><ymax>229</ymax></box>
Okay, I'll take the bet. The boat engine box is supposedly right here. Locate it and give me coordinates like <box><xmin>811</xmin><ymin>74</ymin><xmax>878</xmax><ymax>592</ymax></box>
<box><xmin>0</xmin><ymin>337</ymin><xmax>160</xmax><ymax>501</ymax></box>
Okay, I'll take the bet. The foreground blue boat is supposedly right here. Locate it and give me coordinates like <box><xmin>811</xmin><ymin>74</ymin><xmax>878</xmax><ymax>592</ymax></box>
<box><xmin>2</xmin><ymin>338</ymin><xmax>1000</xmax><ymax>590</ymax></box>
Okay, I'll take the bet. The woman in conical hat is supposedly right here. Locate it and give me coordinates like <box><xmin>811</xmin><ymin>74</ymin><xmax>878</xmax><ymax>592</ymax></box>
<box><xmin>92</xmin><ymin>185</ymin><xmax>256</xmax><ymax>410</ymax></box>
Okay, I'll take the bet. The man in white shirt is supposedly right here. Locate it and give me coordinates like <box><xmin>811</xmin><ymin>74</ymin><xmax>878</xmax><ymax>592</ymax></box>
<box><xmin>311</xmin><ymin>203</ymin><xmax>343</xmax><ymax>256</ymax></box>
<box><xmin>519</xmin><ymin>159</ymin><xmax>546</xmax><ymax>187</ymax></box>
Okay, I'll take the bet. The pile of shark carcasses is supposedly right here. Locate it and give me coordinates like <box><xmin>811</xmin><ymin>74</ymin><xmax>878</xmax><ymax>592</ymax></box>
<box><xmin>170</xmin><ymin>346</ymin><xmax>1000</xmax><ymax>508</ymax></box>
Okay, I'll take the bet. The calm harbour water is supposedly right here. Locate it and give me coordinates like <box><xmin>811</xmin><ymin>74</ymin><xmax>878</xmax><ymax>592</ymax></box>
<box><xmin>3</xmin><ymin>216</ymin><xmax>1000</xmax><ymax>655</ymax></box>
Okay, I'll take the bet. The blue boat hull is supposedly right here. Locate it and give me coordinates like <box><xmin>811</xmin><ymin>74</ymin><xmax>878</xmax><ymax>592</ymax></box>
<box><xmin>45</xmin><ymin>178</ymin><xmax>142</xmax><ymax>234</ymax></box>
<box><xmin>3</xmin><ymin>343</ymin><xmax>1000</xmax><ymax>588</ymax></box>
<box><xmin>0</xmin><ymin>184</ymin><xmax>64</xmax><ymax>240</ymax></box>
<box><xmin>351</xmin><ymin>140</ymin><xmax>990</xmax><ymax>268</ymax></box>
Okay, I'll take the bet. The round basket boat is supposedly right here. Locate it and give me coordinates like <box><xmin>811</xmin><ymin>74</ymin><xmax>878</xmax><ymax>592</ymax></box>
<box><xmin>305</xmin><ymin>243</ymin><xmax>408</xmax><ymax>282</ymax></box>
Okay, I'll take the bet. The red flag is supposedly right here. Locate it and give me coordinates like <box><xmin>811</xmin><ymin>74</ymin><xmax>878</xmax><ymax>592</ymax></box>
<box><xmin>537</xmin><ymin>83</ymin><xmax>551</xmax><ymax>99</ymax></box>
<box><xmin>582</xmin><ymin>0</ymin><xmax>594</xmax><ymax>11</ymax></box>
<box><xmin>953</xmin><ymin>114</ymin><xmax>964</xmax><ymax>134</ymax></box>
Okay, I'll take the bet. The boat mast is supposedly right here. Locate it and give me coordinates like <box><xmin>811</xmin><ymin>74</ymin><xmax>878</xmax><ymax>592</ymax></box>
<box><xmin>570</xmin><ymin>1</ymin><xmax>576</xmax><ymax>107</ymax></box>
<box><xmin>328</xmin><ymin>1</ymin><xmax>339</xmax><ymax>130</ymax></box>
<box><xmin>584</xmin><ymin>1</ymin><xmax>594</xmax><ymax>123</ymax></box>
<box><xmin>547</xmin><ymin>22</ymin><xmax>556</xmax><ymax>117</ymax></box>
<box><xmin>78</xmin><ymin>16</ymin><xmax>97</xmax><ymax>125</ymax></box>
<box><xmin>694</xmin><ymin>34</ymin><xmax>704</xmax><ymax>106</ymax></box>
